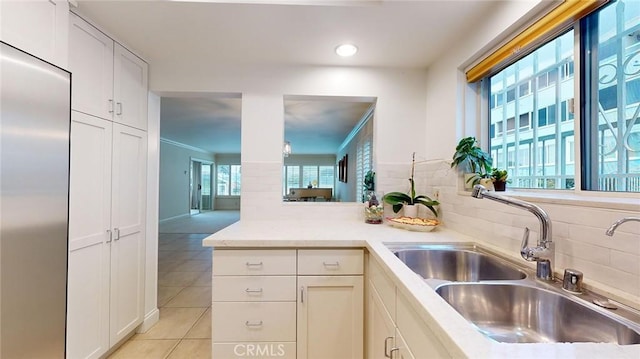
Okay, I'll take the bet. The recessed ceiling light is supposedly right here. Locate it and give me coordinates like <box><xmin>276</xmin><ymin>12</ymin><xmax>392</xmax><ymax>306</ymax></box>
<box><xmin>335</xmin><ymin>44</ymin><xmax>358</xmax><ymax>57</ymax></box>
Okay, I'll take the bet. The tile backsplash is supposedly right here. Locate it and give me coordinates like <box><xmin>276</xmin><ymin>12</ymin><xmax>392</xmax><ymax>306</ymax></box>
<box><xmin>241</xmin><ymin>160</ymin><xmax>639</xmax><ymax>305</ymax></box>
<box><xmin>419</xmin><ymin>159</ymin><xmax>640</xmax><ymax>306</ymax></box>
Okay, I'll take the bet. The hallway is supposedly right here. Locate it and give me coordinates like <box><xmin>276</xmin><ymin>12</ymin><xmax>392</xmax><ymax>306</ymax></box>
<box><xmin>108</xmin><ymin>211</ymin><xmax>239</xmax><ymax>358</ymax></box>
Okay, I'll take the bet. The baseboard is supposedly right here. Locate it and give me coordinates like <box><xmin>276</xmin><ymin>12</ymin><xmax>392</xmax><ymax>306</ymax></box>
<box><xmin>137</xmin><ymin>308</ymin><xmax>160</xmax><ymax>333</ymax></box>
<box><xmin>158</xmin><ymin>213</ymin><xmax>190</xmax><ymax>223</ymax></box>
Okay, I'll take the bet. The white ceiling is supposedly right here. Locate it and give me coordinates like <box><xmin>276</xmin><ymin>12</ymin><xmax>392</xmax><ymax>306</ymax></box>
<box><xmin>285</xmin><ymin>96</ymin><xmax>375</xmax><ymax>154</ymax></box>
<box><xmin>160</xmin><ymin>95</ymin><xmax>242</xmax><ymax>153</ymax></box>
<box><xmin>75</xmin><ymin>0</ymin><xmax>499</xmax><ymax>154</ymax></box>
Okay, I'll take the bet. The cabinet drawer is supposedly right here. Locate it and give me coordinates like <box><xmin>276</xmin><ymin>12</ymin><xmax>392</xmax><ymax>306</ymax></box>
<box><xmin>213</xmin><ymin>342</ymin><xmax>296</xmax><ymax>359</ymax></box>
<box><xmin>298</xmin><ymin>249</ymin><xmax>363</xmax><ymax>275</ymax></box>
<box><xmin>212</xmin><ymin>276</ymin><xmax>296</xmax><ymax>302</ymax></box>
<box><xmin>212</xmin><ymin>302</ymin><xmax>296</xmax><ymax>342</ymax></box>
<box><xmin>213</xmin><ymin>249</ymin><xmax>296</xmax><ymax>276</ymax></box>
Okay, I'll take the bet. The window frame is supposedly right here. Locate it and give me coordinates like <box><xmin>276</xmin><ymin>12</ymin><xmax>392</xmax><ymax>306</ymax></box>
<box><xmin>474</xmin><ymin>2</ymin><xmax>639</xmax><ymax>200</ymax></box>
<box><xmin>216</xmin><ymin>164</ymin><xmax>241</xmax><ymax>197</ymax></box>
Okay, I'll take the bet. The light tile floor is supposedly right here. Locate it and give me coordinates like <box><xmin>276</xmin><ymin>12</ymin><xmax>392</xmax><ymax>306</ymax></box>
<box><xmin>108</xmin><ymin>233</ymin><xmax>213</xmax><ymax>359</ymax></box>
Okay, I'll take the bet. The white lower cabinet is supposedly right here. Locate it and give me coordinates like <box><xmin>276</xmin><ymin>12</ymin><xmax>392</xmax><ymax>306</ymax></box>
<box><xmin>367</xmin><ymin>282</ymin><xmax>395</xmax><ymax>359</ymax></box>
<box><xmin>393</xmin><ymin>329</ymin><xmax>415</xmax><ymax>359</ymax></box>
<box><xmin>212</xmin><ymin>248</ymin><xmax>364</xmax><ymax>359</ymax></box>
<box><xmin>212</xmin><ymin>249</ymin><xmax>297</xmax><ymax>359</ymax></box>
<box><xmin>366</xmin><ymin>256</ymin><xmax>450</xmax><ymax>359</ymax></box>
<box><xmin>67</xmin><ymin>111</ymin><xmax>147</xmax><ymax>359</ymax></box>
<box><xmin>297</xmin><ymin>275</ymin><xmax>364</xmax><ymax>359</ymax></box>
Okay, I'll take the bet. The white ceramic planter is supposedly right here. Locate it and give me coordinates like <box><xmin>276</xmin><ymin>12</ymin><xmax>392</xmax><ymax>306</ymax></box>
<box><xmin>403</xmin><ymin>204</ymin><xmax>418</xmax><ymax>218</ymax></box>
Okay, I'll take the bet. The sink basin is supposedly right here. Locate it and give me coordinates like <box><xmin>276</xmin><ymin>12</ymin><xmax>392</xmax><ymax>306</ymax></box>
<box><xmin>393</xmin><ymin>248</ymin><xmax>526</xmax><ymax>282</ymax></box>
<box><xmin>436</xmin><ymin>283</ymin><xmax>640</xmax><ymax>345</ymax></box>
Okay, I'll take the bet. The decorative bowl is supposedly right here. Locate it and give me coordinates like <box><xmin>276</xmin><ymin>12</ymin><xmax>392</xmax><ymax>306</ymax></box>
<box><xmin>387</xmin><ymin>216</ymin><xmax>440</xmax><ymax>232</ymax></box>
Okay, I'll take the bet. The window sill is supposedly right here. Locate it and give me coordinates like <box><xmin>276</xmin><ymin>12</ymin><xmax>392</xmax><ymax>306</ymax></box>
<box><xmin>457</xmin><ymin>188</ymin><xmax>640</xmax><ymax>212</ymax></box>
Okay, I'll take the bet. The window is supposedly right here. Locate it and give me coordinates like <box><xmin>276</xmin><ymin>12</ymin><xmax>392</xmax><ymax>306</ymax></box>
<box><xmin>519</xmin><ymin>113</ymin><xmax>530</xmax><ymax>129</ymax></box>
<box><xmin>489</xmin><ymin>30</ymin><xmax>574</xmax><ymax>190</ymax></box>
<box><xmin>356</xmin><ymin>138</ymin><xmax>372</xmax><ymax>202</ymax></box>
<box><xmin>506</xmin><ymin>88</ymin><xmax>516</xmax><ymax>103</ymax></box>
<box><xmin>582</xmin><ymin>0</ymin><xmax>640</xmax><ymax>192</ymax></box>
<box><xmin>485</xmin><ymin>1</ymin><xmax>640</xmax><ymax>192</ymax></box>
<box><xmin>519</xmin><ymin>81</ymin><xmax>530</xmax><ymax>97</ymax></box>
<box><xmin>216</xmin><ymin>164</ymin><xmax>241</xmax><ymax>196</ymax></box>
<box><xmin>202</xmin><ymin>165</ymin><xmax>211</xmax><ymax>196</ymax></box>
<box><xmin>283</xmin><ymin>165</ymin><xmax>335</xmax><ymax>196</ymax></box>
<box><xmin>302</xmin><ymin>166</ymin><xmax>318</xmax><ymax>188</ymax></box>
<box><xmin>284</xmin><ymin>165</ymin><xmax>300</xmax><ymax>195</ymax></box>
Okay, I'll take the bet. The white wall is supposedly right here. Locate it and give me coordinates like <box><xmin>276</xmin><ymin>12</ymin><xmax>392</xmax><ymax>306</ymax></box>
<box><xmin>140</xmin><ymin>92</ymin><xmax>160</xmax><ymax>332</ymax></box>
<box><xmin>159</xmin><ymin>141</ymin><xmax>215</xmax><ymax>221</ymax></box>
<box><xmin>423</xmin><ymin>1</ymin><xmax>640</xmax><ymax>307</ymax></box>
<box><xmin>150</xmin><ymin>64</ymin><xmax>429</xmax><ymax>220</ymax></box>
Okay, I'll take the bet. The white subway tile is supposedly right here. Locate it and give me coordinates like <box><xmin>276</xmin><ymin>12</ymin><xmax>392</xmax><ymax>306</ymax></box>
<box><xmin>610</xmin><ymin>250</ymin><xmax>640</xmax><ymax>276</ymax></box>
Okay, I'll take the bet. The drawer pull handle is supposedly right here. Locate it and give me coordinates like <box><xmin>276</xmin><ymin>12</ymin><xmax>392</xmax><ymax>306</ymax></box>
<box><xmin>323</xmin><ymin>261</ymin><xmax>340</xmax><ymax>267</ymax></box>
<box><xmin>245</xmin><ymin>288</ymin><xmax>263</xmax><ymax>294</ymax></box>
<box><xmin>384</xmin><ymin>336</ymin><xmax>393</xmax><ymax>358</ymax></box>
<box><xmin>245</xmin><ymin>320</ymin><xmax>263</xmax><ymax>327</ymax></box>
<box><xmin>245</xmin><ymin>261</ymin><xmax>263</xmax><ymax>267</ymax></box>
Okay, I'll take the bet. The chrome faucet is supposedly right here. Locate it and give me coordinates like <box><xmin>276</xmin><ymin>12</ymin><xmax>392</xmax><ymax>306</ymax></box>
<box><xmin>606</xmin><ymin>217</ymin><xmax>640</xmax><ymax>236</ymax></box>
<box><xmin>471</xmin><ymin>184</ymin><xmax>554</xmax><ymax>281</ymax></box>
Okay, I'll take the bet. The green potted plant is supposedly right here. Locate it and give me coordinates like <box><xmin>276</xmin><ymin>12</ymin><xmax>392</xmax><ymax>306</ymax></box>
<box><xmin>363</xmin><ymin>170</ymin><xmax>375</xmax><ymax>202</ymax></box>
<box><xmin>491</xmin><ymin>168</ymin><xmax>509</xmax><ymax>191</ymax></box>
<box><xmin>451</xmin><ymin>137</ymin><xmax>492</xmax><ymax>189</ymax></box>
<box><xmin>383</xmin><ymin>153</ymin><xmax>439</xmax><ymax>218</ymax></box>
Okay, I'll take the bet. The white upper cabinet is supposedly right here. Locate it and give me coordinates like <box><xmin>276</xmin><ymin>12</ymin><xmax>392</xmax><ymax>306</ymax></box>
<box><xmin>69</xmin><ymin>12</ymin><xmax>114</xmax><ymax>121</ymax></box>
<box><xmin>0</xmin><ymin>0</ymin><xmax>69</xmax><ymax>68</ymax></box>
<box><xmin>69</xmin><ymin>12</ymin><xmax>148</xmax><ymax>131</ymax></box>
<box><xmin>114</xmin><ymin>43</ymin><xmax>148</xmax><ymax>131</ymax></box>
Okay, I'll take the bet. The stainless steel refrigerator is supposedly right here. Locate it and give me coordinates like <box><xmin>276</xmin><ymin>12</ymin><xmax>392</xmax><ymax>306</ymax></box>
<box><xmin>0</xmin><ymin>41</ymin><xmax>70</xmax><ymax>358</ymax></box>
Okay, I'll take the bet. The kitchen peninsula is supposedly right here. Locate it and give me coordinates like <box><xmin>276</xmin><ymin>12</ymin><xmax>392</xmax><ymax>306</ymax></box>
<box><xmin>204</xmin><ymin>220</ymin><xmax>640</xmax><ymax>358</ymax></box>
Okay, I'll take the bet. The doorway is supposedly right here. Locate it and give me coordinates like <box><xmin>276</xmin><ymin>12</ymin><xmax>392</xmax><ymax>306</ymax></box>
<box><xmin>190</xmin><ymin>159</ymin><xmax>213</xmax><ymax>215</ymax></box>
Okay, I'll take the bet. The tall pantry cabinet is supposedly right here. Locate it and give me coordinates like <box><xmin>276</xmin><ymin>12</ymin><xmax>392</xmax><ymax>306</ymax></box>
<box><xmin>66</xmin><ymin>12</ymin><xmax>148</xmax><ymax>359</ymax></box>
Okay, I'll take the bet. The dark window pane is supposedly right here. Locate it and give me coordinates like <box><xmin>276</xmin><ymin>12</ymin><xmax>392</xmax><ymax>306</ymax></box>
<box><xmin>548</xmin><ymin>104</ymin><xmax>556</xmax><ymax>125</ymax></box>
<box><xmin>538</xmin><ymin>108</ymin><xmax>547</xmax><ymax>127</ymax></box>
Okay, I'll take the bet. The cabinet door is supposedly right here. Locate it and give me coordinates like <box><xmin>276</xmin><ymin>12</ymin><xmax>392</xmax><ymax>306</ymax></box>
<box><xmin>67</xmin><ymin>112</ymin><xmax>112</xmax><ymax>359</ymax></box>
<box><xmin>393</xmin><ymin>330</ymin><xmax>415</xmax><ymax>359</ymax></box>
<box><xmin>367</xmin><ymin>282</ymin><xmax>395</xmax><ymax>359</ymax></box>
<box><xmin>396</xmin><ymin>293</ymin><xmax>450</xmax><ymax>358</ymax></box>
<box><xmin>109</xmin><ymin>123</ymin><xmax>147</xmax><ymax>345</ymax></box>
<box><xmin>69</xmin><ymin>12</ymin><xmax>114</xmax><ymax>120</ymax></box>
<box><xmin>113</xmin><ymin>43</ymin><xmax>148</xmax><ymax>130</ymax></box>
<box><xmin>0</xmin><ymin>0</ymin><xmax>69</xmax><ymax>67</ymax></box>
<box><xmin>298</xmin><ymin>276</ymin><xmax>363</xmax><ymax>359</ymax></box>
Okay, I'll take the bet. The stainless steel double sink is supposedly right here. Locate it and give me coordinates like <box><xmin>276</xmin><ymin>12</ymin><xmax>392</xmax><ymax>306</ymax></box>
<box><xmin>386</xmin><ymin>243</ymin><xmax>640</xmax><ymax>345</ymax></box>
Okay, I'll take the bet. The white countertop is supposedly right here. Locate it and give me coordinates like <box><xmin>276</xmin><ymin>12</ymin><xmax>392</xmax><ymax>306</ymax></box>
<box><xmin>203</xmin><ymin>220</ymin><xmax>640</xmax><ymax>359</ymax></box>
